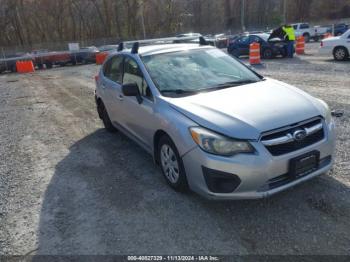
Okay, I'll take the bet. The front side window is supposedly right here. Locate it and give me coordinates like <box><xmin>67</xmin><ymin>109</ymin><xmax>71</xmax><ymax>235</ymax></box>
<box><xmin>104</xmin><ymin>55</ymin><xmax>123</xmax><ymax>83</ymax></box>
<box><xmin>142</xmin><ymin>48</ymin><xmax>261</xmax><ymax>95</ymax></box>
<box><xmin>123</xmin><ymin>57</ymin><xmax>152</xmax><ymax>99</ymax></box>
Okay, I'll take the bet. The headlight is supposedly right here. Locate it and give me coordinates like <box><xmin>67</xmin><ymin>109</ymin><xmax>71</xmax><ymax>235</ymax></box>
<box><xmin>317</xmin><ymin>99</ymin><xmax>332</xmax><ymax>124</ymax></box>
<box><xmin>189</xmin><ymin>127</ymin><xmax>254</xmax><ymax>156</ymax></box>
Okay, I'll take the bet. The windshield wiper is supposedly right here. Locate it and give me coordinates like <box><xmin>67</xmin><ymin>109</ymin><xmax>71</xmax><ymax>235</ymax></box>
<box><xmin>200</xmin><ymin>79</ymin><xmax>259</xmax><ymax>92</ymax></box>
<box><xmin>161</xmin><ymin>89</ymin><xmax>198</xmax><ymax>95</ymax></box>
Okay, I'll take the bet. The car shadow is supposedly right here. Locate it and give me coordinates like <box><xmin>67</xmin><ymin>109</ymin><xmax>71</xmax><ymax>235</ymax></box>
<box><xmin>35</xmin><ymin>129</ymin><xmax>350</xmax><ymax>255</ymax></box>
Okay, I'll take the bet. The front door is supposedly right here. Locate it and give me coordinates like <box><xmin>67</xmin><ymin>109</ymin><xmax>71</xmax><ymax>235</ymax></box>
<box><xmin>118</xmin><ymin>56</ymin><xmax>156</xmax><ymax>151</ymax></box>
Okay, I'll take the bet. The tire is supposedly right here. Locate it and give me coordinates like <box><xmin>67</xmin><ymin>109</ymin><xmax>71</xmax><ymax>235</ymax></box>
<box><xmin>97</xmin><ymin>100</ymin><xmax>117</xmax><ymax>132</ymax></box>
<box><xmin>333</xmin><ymin>47</ymin><xmax>349</xmax><ymax>61</ymax></box>
<box><xmin>158</xmin><ymin>135</ymin><xmax>188</xmax><ymax>192</ymax></box>
<box><xmin>10</xmin><ymin>65</ymin><xmax>17</xmax><ymax>73</ymax></box>
<box><xmin>45</xmin><ymin>62</ymin><xmax>53</xmax><ymax>69</ymax></box>
<box><xmin>262</xmin><ymin>48</ymin><xmax>273</xmax><ymax>59</ymax></box>
<box><xmin>281</xmin><ymin>48</ymin><xmax>288</xmax><ymax>58</ymax></box>
<box><xmin>37</xmin><ymin>63</ymin><xmax>43</xmax><ymax>70</ymax></box>
<box><xmin>303</xmin><ymin>33</ymin><xmax>310</xmax><ymax>43</ymax></box>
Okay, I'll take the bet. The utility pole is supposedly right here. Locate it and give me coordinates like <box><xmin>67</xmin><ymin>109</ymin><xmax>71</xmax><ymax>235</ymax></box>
<box><xmin>139</xmin><ymin>0</ymin><xmax>146</xmax><ymax>39</ymax></box>
<box><xmin>283</xmin><ymin>0</ymin><xmax>287</xmax><ymax>24</ymax></box>
<box><xmin>241</xmin><ymin>0</ymin><xmax>246</xmax><ymax>32</ymax></box>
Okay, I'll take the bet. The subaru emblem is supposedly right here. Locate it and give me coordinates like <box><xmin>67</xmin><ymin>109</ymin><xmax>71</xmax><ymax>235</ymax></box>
<box><xmin>293</xmin><ymin>129</ymin><xmax>307</xmax><ymax>141</ymax></box>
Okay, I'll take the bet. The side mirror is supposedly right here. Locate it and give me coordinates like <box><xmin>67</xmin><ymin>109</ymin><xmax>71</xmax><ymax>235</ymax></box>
<box><xmin>122</xmin><ymin>83</ymin><xmax>143</xmax><ymax>104</ymax></box>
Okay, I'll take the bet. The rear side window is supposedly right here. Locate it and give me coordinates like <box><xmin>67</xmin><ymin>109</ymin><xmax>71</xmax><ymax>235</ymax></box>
<box><xmin>103</xmin><ymin>55</ymin><xmax>123</xmax><ymax>83</ymax></box>
<box><xmin>237</xmin><ymin>36</ymin><xmax>249</xmax><ymax>44</ymax></box>
<box><xmin>250</xmin><ymin>36</ymin><xmax>262</xmax><ymax>44</ymax></box>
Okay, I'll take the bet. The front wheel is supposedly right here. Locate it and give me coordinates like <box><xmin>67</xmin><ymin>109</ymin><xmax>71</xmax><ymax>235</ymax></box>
<box><xmin>333</xmin><ymin>47</ymin><xmax>349</xmax><ymax>61</ymax></box>
<box><xmin>262</xmin><ymin>48</ymin><xmax>273</xmax><ymax>59</ymax></box>
<box><xmin>158</xmin><ymin>135</ymin><xmax>188</xmax><ymax>192</ymax></box>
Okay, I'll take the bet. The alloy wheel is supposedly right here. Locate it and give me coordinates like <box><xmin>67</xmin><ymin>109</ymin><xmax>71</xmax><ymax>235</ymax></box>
<box><xmin>160</xmin><ymin>144</ymin><xmax>180</xmax><ymax>184</ymax></box>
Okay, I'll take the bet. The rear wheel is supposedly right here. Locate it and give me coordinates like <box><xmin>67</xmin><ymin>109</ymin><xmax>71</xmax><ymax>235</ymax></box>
<box><xmin>158</xmin><ymin>135</ymin><xmax>188</xmax><ymax>192</ymax></box>
<box><xmin>45</xmin><ymin>62</ymin><xmax>53</xmax><ymax>69</ymax></box>
<box><xmin>97</xmin><ymin>100</ymin><xmax>117</xmax><ymax>132</ymax></box>
<box><xmin>333</xmin><ymin>47</ymin><xmax>349</xmax><ymax>61</ymax></box>
<box><xmin>303</xmin><ymin>33</ymin><xmax>310</xmax><ymax>43</ymax></box>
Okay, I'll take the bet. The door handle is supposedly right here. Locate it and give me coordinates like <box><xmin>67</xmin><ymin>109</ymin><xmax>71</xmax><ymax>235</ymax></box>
<box><xmin>101</xmin><ymin>83</ymin><xmax>107</xmax><ymax>89</ymax></box>
<box><xmin>117</xmin><ymin>94</ymin><xmax>124</xmax><ymax>101</ymax></box>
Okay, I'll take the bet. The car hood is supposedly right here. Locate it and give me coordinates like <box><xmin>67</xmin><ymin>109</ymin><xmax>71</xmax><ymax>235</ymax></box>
<box><xmin>165</xmin><ymin>78</ymin><xmax>324</xmax><ymax>140</ymax></box>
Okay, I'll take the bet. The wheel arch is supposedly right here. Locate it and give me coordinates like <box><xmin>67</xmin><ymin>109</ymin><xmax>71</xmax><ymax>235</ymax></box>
<box><xmin>153</xmin><ymin>129</ymin><xmax>171</xmax><ymax>164</ymax></box>
<box><xmin>333</xmin><ymin>45</ymin><xmax>349</xmax><ymax>53</ymax></box>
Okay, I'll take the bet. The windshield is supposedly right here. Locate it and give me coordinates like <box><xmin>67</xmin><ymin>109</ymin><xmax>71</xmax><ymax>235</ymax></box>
<box><xmin>141</xmin><ymin>48</ymin><xmax>261</xmax><ymax>94</ymax></box>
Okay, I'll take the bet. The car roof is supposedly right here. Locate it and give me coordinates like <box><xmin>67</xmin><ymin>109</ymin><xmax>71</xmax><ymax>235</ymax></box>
<box><xmin>113</xmin><ymin>43</ymin><xmax>214</xmax><ymax>56</ymax></box>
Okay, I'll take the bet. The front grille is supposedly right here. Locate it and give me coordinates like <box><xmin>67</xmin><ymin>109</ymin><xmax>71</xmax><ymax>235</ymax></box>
<box><xmin>261</xmin><ymin>118</ymin><xmax>325</xmax><ymax>156</ymax></box>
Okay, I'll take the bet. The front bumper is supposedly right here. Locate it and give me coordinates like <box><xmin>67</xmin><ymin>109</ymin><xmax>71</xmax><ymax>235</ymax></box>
<box><xmin>182</xmin><ymin>120</ymin><xmax>336</xmax><ymax>200</ymax></box>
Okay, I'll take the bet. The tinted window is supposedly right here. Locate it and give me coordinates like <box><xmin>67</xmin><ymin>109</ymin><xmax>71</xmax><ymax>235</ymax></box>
<box><xmin>123</xmin><ymin>57</ymin><xmax>152</xmax><ymax>99</ymax></box>
<box><xmin>293</xmin><ymin>25</ymin><xmax>298</xmax><ymax>30</ymax></box>
<box><xmin>104</xmin><ymin>56</ymin><xmax>123</xmax><ymax>83</ymax></box>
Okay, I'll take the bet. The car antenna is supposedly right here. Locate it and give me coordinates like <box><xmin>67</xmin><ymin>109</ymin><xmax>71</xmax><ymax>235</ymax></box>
<box><xmin>199</xmin><ymin>36</ymin><xmax>209</xmax><ymax>46</ymax></box>
<box><xmin>131</xmin><ymin>42</ymin><xmax>139</xmax><ymax>54</ymax></box>
<box><xmin>117</xmin><ymin>42</ymin><xmax>124</xmax><ymax>51</ymax></box>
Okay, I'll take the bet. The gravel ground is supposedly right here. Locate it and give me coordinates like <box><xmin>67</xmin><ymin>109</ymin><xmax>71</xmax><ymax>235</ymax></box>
<box><xmin>0</xmin><ymin>43</ymin><xmax>349</xmax><ymax>256</ymax></box>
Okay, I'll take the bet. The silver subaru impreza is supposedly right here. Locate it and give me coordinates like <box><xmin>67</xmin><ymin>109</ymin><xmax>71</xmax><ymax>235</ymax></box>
<box><xmin>95</xmin><ymin>42</ymin><xmax>335</xmax><ymax>200</ymax></box>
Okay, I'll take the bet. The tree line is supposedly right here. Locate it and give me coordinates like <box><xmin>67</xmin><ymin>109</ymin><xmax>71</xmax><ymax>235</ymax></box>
<box><xmin>0</xmin><ymin>0</ymin><xmax>350</xmax><ymax>48</ymax></box>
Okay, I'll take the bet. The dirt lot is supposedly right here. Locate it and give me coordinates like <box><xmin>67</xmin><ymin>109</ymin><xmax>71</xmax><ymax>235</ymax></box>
<box><xmin>0</xmin><ymin>42</ymin><xmax>349</xmax><ymax>256</ymax></box>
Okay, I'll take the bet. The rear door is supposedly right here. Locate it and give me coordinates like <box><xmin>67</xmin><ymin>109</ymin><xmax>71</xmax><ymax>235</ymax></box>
<box><xmin>101</xmin><ymin>55</ymin><xmax>124</xmax><ymax>124</ymax></box>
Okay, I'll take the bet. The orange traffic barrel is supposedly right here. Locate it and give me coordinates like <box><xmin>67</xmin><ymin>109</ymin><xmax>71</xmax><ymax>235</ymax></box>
<box><xmin>16</xmin><ymin>60</ymin><xmax>35</xmax><ymax>73</ymax></box>
<box><xmin>96</xmin><ymin>52</ymin><xmax>108</xmax><ymax>65</ymax></box>
<box><xmin>249</xmin><ymin>42</ymin><xmax>261</xmax><ymax>65</ymax></box>
<box><xmin>296</xmin><ymin>36</ymin><xmax>305</xmax><ymax>55</ymax></box>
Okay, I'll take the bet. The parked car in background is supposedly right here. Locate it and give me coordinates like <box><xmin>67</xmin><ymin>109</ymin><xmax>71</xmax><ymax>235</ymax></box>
<box><xmin>176</xmin><ymin>33</ymin><xmax>202</xmax><ymax>38</ymax></box>
<box><xmin>0</xmin><ymin>54</ymin><xmax>33</xmax><ymax>73</ymax></box>
<box><xmin>227</xmin><ymin>33</ymin><xmax>289</xmax><ymax>58</ymax></box>
<box><xmin>32</xmin><ymin>50</ymin><xmax>71</xmax><ymax>69</ymax></box>
<box><xmin>70</xmin><ymin>46</ymin><xmax>99</xmax><ymax>64</ymax></box>
<box><xmin>292</xmin><ymin>23</ymin><xmax>328</xmax><ymax>42</ymax></box>
<box><xmin>333</xmin><ymin>23</ymin><xmax>349</xmax><ymax>36</ymax></box>
<box><xmin>206</xmin><ymin>33</ymin><xmax>229</xmax><ymax>48</ymax></box>
<box><xmin>98</xmin><ymin>45</ymin><xmax>120</xmax><ymax>53</ymax></box>
<box><xmin>95</xmin><ymin>41</ymin><xmax>335</xmax><ymax>199</ymax></box>
<box><xmin>319</xmin><ymin>29</ymin><xmax>350</xmax><ymax>61</ymax></box>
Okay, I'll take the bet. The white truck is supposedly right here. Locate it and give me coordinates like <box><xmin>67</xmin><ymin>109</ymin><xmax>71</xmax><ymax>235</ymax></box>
<box><xmin>292</xmin><ymin>23</ymin><xmax>329</xmax><ymax>42</ymax></box>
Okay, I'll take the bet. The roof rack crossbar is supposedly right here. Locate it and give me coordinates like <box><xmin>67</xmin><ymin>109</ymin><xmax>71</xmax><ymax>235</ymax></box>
<box><xmin>131</xmin><ymin>42</ymin><xmax>139</xmax><ymax>54</ymax></box>
<box><xmin>199</xmin><ymin>36</ymin><xmax>209</xmax><ymax>46</ymax></box>
<box><xmin>117</xmin><ymin>42</ymin><xmax>124</xmax><ymax>51</ymax></box>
